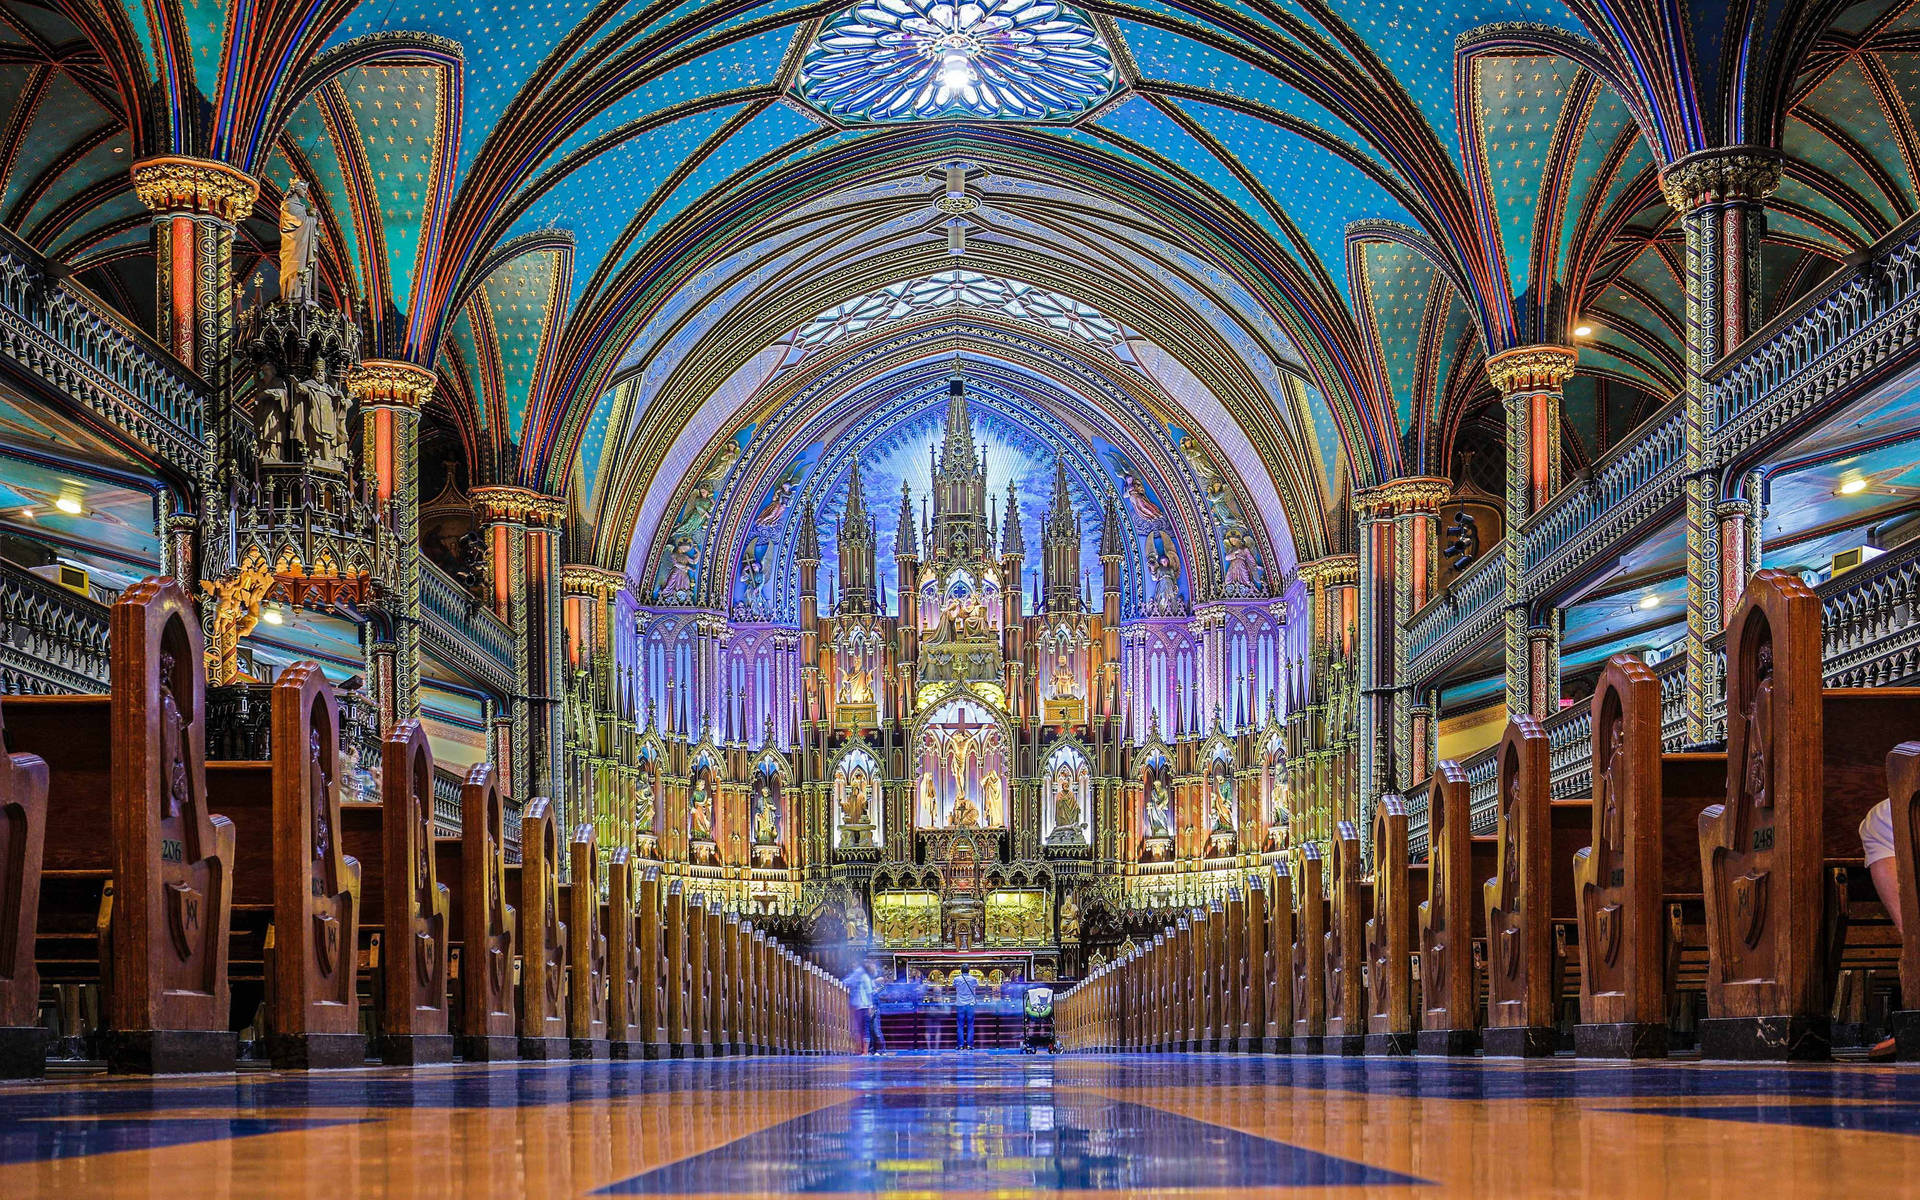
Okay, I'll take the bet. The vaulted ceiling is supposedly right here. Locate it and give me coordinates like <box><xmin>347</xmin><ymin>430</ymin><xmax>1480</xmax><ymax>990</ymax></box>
<box><xmin>9</xmin><ymin>0</ymin><xmax>1920</xmax><ymax>591</ymax></box>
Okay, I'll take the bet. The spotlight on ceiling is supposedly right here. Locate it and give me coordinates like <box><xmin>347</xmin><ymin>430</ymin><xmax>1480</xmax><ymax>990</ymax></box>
<box><xmin>1574</xmin><ymin>324</ymin><xmax>1594</xmax><ymax>337</ymax></box>
<box><xmin>262</xmin><ymin>608</ymin><xmax>285</xmax><ymax>626</ymax></box>
<box><xmin>1638</xmin><ymin>593</ymin><xmax>1660</xmax><ymax>610</ymax></box>
<box><xmin>1839</xmin><ymin>477</ymin><xmax>1869</xmax><ymax>495</ymax></box>
<box><xmin>54</xmin><ymin>495</ymin><xmax>83</xmax><ymax>515</ymax></box>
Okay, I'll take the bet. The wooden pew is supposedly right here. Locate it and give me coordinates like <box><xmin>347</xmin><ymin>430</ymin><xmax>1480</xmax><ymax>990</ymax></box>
<box><xmin>564</xmin><ymin>823</ymin><xmax>609</xmax><ymax>1059</ymax></box>
<box><xmin>1177</xmin><ymin>911</ymin><xmax>1198</xmax><ymax>1050</ymax></box>
<box><xmin>636</xmin><ymin>865</ymin><xmax>668</xmax><ymax>1058</ymax></box>
<box><xmin>1483</xmin><ymin>716</ymin><xmax>1591</xmax><ymax>1056</ymax></box>
<box><xmin>504</xmin><ymin>797</ymin><xmax>568</xmax><ymax>1059</ymax></box>
<box><xmin>0</xmin><ymin>700</ymin><xmax>49</xmax><ymax>1077</ymax></box>
<box><xmin>1699</xmin><ymin>568</ymin><xmax>1920</xmax><ymax>1059</ymax></box>
<box><xmin>664</xmin><ymin>881</ymin><xmax>691</xmax><ymax>1055</ymax></box>
<box><xmin>724</xmin><ymin>913</ymin><xmax>748</xmax><ymax>1056</ymax></box>
<box><xmin>606</xmin><ymin>849</ymin><xmax>644</xmax><ymax>1059</ymax></box>
<box><xmin>1571</xmin><ymin>656</ymin><xmax>1724</xmax><ymax>1058</ymax></box>
<box><xmin>1418</xmin><ymin>761</ymin><xmax>1491</xmax><ymax>1055</ymax></box>
<box><xmin>1290</xmin><ymin>843</ymin><xmax>1326</xmax><ymax>1052</ymax></box>
<box><xmin>750</xmin><ymin>928</ymin><xmax>771</xmax><ymax>1054</ymax></box>
<box><xmin>436</xmin><ymin>763</ymin><xmax>515</xmax><ymax>1060</ymax></box>
<box><xmin>341</xmin><ymin>718</ymin><xmax>451</xmax><ymax>1065</ymax></box>
<box><xmin>1323</xmin><ymin>821</ymin><xmax>1367</xmax><ymax>1054</ymax></box>
<box><xmin>203</xmin><ymin>663</ymin><xmax>365</xmax><ymax>1068</ymax></box>
<box><xmin>704</xmin><ymin>902</ymin><xmax>729</xmax><ymax>1056</ymax></box>
<box><xmin>1226</xmin><ymin>885</ymin><xmax>1255</xmax><ymax>1051</ymax></box>
<box><xmin>1262</xmin><ymin>863</ymin><xmax>1292</xmax><ymax>1052</ymax></box>
<box><xmin>1365</xmin><ymin>796</ymin><xmax>1422</xmax><ymax>1054</ymax></box>
<box><xmin>10</xmin><ymin>578</ymin><xmax>237</xmax><ymax>1073</ymax></box>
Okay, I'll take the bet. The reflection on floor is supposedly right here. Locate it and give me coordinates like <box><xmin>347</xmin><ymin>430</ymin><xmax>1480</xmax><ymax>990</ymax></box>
<box><xmin>3</xmin><ymin>1052</ymin><xmax>1919</xmax><ymax>1196</ymax></box>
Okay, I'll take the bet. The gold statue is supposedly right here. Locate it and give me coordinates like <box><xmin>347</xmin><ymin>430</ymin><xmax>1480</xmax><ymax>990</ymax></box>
<box><xmin>201</xmin><ymin>564</ymin><xmax>276</xmax><ymax>684</ymax></box>
<box><xmin>949</xmin><ymin>791</ymin><xmax>981</xmax><ymax>828</ymax></box>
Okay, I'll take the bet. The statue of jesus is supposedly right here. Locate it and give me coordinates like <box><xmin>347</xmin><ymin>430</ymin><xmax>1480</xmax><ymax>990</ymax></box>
<box><xmin>279</xmin><ymin>178</ymin><xmax>318</xmax><ymax>304</ymax></box>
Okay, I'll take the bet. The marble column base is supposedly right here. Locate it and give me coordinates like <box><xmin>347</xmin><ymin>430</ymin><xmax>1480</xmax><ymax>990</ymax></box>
<box><xmin>1325</xmin><ymin>1033</ymin><xmax>1366</xmax><ymax>1056</ymax></box>
<box><xmin>377</xmin><ymin>1033</ymin><xmax>454</xmax><ymax>1066</ymax></box>
<box><xmin>1575</xmin><ymin>1022</ymin><xmax>1668</xmax><ymax>1059</ymax></box>
<box><xmin>1290</xmin><ymin>1035</ymin><xmax>1323</xmax><ymax>1054</ymax></box>
<box><xmin>1699</xmin><ymin>1015</ymin><xmax>1829</xmax><ymax>1062</ymax></box>
<box><xmin>457</xmin><ymin>1034</ymin><xmax>520</xmax><ymax>1062</ymax></box>
<box><xmin>570</xmin><ymin>1037</ymin><xmax>611</xmax><ymax>1060</ymax></box>
<box><xmin>266</xmin><ymin>1032</ymin><xmax>366</xmax><ymax>1070</ymax></box>
<box><xmin>105</xmin><ymin>1029</ymin><xmax>236</xmax><ymax>1074</ymax></box>
<box><xmin>1416</xmin><ymin>1028</ymin><xmax>1479</xmax><ymax>1056</ymax></box>
<box><xmin>1481</xmin><ymin>1025</ymin><xmax>1557</xmax><ymax>1058</ymax></box>
<box><xmin>518</xmin><ymin>1035</ymin><xmax>571</xmax><ymax>1061</ymax></box>
<box><xmin>1364</xmin><ymin>1031</ymin><xmax>1415</xmax><ymax>1056</ymax></box>
<box><xmin>0</xmin><ymin>1025</ymin><xmax>50</xmax><ymax>1078</ymax></box>
<box><xmin>1892</xmin><ymin>1010</ymin><xmax>1920</xmax><ymax>1060</ymax></box>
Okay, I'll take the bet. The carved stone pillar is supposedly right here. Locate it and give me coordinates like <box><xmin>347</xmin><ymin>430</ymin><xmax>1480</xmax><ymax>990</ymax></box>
<box><xmin>130</xmin><ymin>157</ymin><xmax>257</xmax><ymax>375</ymax></box>
<box><xmin>1716</xmin><ymin>470</ymin><xmax>1766</xmax><ymax>641</ymax></box>
<box><xmin>564</xmin><ymin>563</ymin><xmax>626</xmax><ymax>856</ymax></box>
<box><xmin>1662</xmin><ymin>149</ymin><xmax>1782</xmax><ymax>742</ymax></box>
<box><xmin>1297</xmin><ymin>554</ymin><xmax>1357</xmax><ymax>848</ymax></box>
<box><xmin>351</xmin><ymin>360</ymin><xmax>434</xmax><ymax>728</ymax></box>
<box><xmin>1486</xmin><ymin>345</ymin><xmax>1578</xmax><ymax>719</ymax></box>
<box><xmin>471</xmin><ymin>486</ymin><xmax>565</xmax><ymax>806</ymax></box>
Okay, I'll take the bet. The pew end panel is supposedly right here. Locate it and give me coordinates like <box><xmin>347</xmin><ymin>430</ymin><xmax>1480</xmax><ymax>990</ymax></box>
<box><xmin>0</xmin><ymin>701</ymin><xmax>50</xmax><ymax>1076</ymax></box>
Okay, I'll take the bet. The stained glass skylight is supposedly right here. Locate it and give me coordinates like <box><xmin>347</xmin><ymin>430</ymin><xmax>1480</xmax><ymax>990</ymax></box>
<box><xmin>793</xmin><ymin>271</ymin><xmax>1125</xmax><ymax>349</ymax></box>
<box><xmin>797</xmin><ymin>0</ymin><xmax>1118</xmax><ymax>123</ymax></box>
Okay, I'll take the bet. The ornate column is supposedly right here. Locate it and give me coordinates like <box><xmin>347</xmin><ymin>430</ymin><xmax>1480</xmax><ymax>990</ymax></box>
<box><xmin>1296</xmin><ymin>554</ymin><xmax>1357</xmax><ymax>847</ymax></box>
<box><xmin>1661</xmin><ymin>149</ymin><xmax>1781</xmax><ymax>742</ymax></box>
<box><xmin>1485</xmin><ymin>344</ymin><xmax>1578</xmax><ymax>719</ymax></box>
<box><xmin>564</xmin><ymin>564</ymin><xmax>626</xmax><ymax>856</ymax></box>
<box><xmin>130</xmin><ymin>157</ymin><xmax>257</xmax><ymax>375</ymax></box>
<box><xmin>351</xmin><ymin>360</ymin><xmax>435</xmax><ymax>729</ymax></box>
<box><xmin>471</xmin><ymin>486</ymin><xmax>565</xmax><ymax>805</ymax></box>
<box><xmin>1353</xmin><ymin>477</ymin><xmax>1451</xmax><ymax>828</ymax></box>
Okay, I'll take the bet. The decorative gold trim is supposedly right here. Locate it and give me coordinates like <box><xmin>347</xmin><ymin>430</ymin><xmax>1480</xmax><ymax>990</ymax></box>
<box><xmin>561</xmin><ymin>563</ymin><xmax>626</xmax><ymax>597</ymax></box>
<box><xmin>129</xmin><ymin>156</ymin><xmax>258</xmax><ymax>222</ymax></box>
<box><xmin>1354</xmin><ymin>476</ymin><xmax>1452</xmax><ymax>518</ymax></box>
<box><xmin>1295</xmin><ymin>553</ymin><xmax>1359</xmax><ymax>587</ymax></box>
<box><xmin>1659</xmin><ymin>148</ymin><xmax>1784</xmax><ymax>214</ymax></box>
<box><xmin>1484</xmin><ymin>344</ymin><xmax>1578</xmax><ymax>396</ymax></box>
<box><xmin>349</xmin><ymin>359</ymin><xmax>436</xmax><ymax>408</ymax></box>
<box><xmin>471</xmin><ymin>485</ymin><xmax>567</xmax><ymax>528</ymax></box>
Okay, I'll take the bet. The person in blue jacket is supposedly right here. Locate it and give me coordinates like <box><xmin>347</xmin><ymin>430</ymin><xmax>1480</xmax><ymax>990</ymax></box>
<box><xmin>953</xmin><ymin>969</ymin><xmax>979</xmax><ymax>1050</ymax></box>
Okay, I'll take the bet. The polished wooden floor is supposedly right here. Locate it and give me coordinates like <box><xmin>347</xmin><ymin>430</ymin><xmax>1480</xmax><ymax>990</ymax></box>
<box><xmin>2</xmin><ymin>1052</ymin><xmax>1917</xmax><ymax>1196</ymax></box>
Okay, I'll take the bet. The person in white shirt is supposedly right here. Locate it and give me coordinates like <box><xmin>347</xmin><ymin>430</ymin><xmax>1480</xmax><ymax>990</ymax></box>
<box><xmin>1862</xmin><ymin>800</ymin><xmax>1901</xmax><ymax>1060</ymax></box>
<box><xmin>845</xmin><ymin>963</ymin><xmax>884</xmax><ymax>1054</ymax></box>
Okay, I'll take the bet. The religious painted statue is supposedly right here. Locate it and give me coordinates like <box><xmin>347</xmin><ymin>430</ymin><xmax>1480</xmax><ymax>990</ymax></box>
<box><xmin>633</xmin><ymin>775</ymin><xmax>656</xmax><ymax>834</ymax></box>
<box><xmin>752</xmin><ymin>775</ymin><xmax>780</xmax><ymax>845</ymax></box>
<box><xmin>839</xmin><ymin>767</ymin><xmax>871</xmax><ymax>825</ymax></box>
<box><xmin>949</xmin><ymin>791</ymin><xmax>981</xmax><ymax>828</ymax></box>
<box><xmin>689</xmin><ymin>772</ymin><xmax>715</xmax><ymax>843</ymax></box>
<box><xmin>1146</xmin><ymin>778</ymin><xmax>1173</xmax><ymax>838</ymax></box>
<box><xmin>919</xmin><ymin>773</ymin><xmax>937</xmax><ymax>827</ymax></box>
<box><xmin>279</xmin><ymin>177</ymin><xmax>318</xmax><ymax>303</ymax></box>
<box><xmin>1052</xmin><ymin>768</ymin><xmax>1081</xmax><ymax>829</ymax></box>
<box><xmin>1209</xmin><ymin>769</ymin><xmax>1235</xmax><ymax>834</ymax></box>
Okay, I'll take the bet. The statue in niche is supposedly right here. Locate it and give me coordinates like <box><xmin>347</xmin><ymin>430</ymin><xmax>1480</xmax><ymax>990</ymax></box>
<box><xmin>633</xmin><ymin>774</ymin><xmax>656</xmax><ymax>834</ymax></box>
<box><xmin>254</xmin><ymin>357</ymin><xmax>295</xmax><ymax>463</ymax></box>
<box><xmin>1209</xmin><ymin>768</ymin><xmax>1235</xmax><ymax>834</ymax></box>
<box><xmin>839</xmin><ymin>767</ymin><xmax>871</xmax><ymax>826</ymax></box>
<box><xmin>839</xmin><ymin>667</ymin><xmax>873</xmax><ymax>704</ymax></box>
<box><xmin>1052</xmin><ymin>768</ymin><xmax>1081</xmax><ymax>830</ymax></box>
<box><xmin>1058</xmin><ymin>891</ymin><xmax>1080</xmax><ymax>943</ymax></box>
<box><xmin>752</xmin><ymin>774</ymin><xmax>780</xmax><ymax>845</ymax></box>
<box><xmin>297</xmin><ymin>355</ymin><xmax>349</xmax><ymax>472</ymax></box>
<box><xmin>981</xmin><ymin>771</ymin><xmax>1002</xmax><ymax>825</ymax></box>
<box><xmin>279</xmin><ymin>178</ymin><xmax>318</xmax><ymax>304</ymax></box>
<box><xmin>1050</xmin><ymin>652</ymin><xmax>1079</xmax><ymax>699</ymax></box>
<box><xmin>919</xmin><ymin>773</ymin><xmax>937</xmax><ymax>827</ymax></box>
<box><xmin>689</xmin><ymin>770</ymin><xmax>715</xmax><ymax>843</ymax></box>
<box><xmin>1145</xmin><ymin>777</ymin><xmax>1173</xmax><ymax>838</ymax></box>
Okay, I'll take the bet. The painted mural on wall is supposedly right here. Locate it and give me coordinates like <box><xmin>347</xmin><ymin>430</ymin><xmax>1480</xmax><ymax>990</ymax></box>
<box><xmin>652</xmin><ymin>434</ymin><xmax>746</xmax><ymax>604</ymax></box>
<box><xmin>1173</xmin><ymin>424</ymin><xmax>1268</xmax><ymax>598</ymax></box>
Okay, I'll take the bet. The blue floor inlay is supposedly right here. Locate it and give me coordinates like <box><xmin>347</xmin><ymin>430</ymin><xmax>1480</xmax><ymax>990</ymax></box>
<box><xmin>0</xmin><ymin>1117</ymin><xmax>363</xmax><ymax>1165</ymax></box>
<box><xmin>597</xmin><ymin>1087</ymin><xmax>1427</xmax><ymax>1193</ymax></box>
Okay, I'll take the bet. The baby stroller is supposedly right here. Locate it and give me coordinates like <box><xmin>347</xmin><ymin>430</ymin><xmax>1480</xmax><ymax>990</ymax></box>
<box><xmin>1021</xmin><ymin>985</ymin><xmax>1056</xmax><ymax>1054</ymax></box>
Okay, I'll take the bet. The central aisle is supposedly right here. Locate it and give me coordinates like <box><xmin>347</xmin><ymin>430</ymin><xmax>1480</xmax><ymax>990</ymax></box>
<box><xmin>2</xmin><ymin>1053</ymin><xmax>1917</xmax><ymax>1196</ymax></box>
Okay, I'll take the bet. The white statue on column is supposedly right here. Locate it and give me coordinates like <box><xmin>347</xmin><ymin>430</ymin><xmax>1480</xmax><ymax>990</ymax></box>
<box><xmin>279</xmin><ymin>178</ymin><xmax>318</xmax><ymax>304</ymax></box>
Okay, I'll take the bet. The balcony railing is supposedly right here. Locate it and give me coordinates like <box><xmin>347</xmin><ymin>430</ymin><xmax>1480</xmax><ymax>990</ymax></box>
<box><xmin>1711</xmin><ymin>211</ymin><xmax>1920</xmax><ymax>467</ymax></box>
<box><xmin>0</xmin><ymin>561</ymin><xmax>110</xmax><ymax>694</ymax></box>
<box><xmin>1521</xmin><ymin>401</ymin><xmax>1688</xmax><ymax>591</ymax></box>
<box><xmin>0</xmin><ymin>226</ymin><xmax>205</xmax><ymax>475</ymax></box>
<box><xmin>1405</xmin><ymin>550</ymin><xmax>1504</xmax><ymax>677</ymax></box>
<box><xmin>420</xmin><ymin>560</ymin><xmax>515</xmax><ymax>696</ymax></box>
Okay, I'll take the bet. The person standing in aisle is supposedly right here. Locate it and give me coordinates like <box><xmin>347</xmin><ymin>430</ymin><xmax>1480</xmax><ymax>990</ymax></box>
<box><xmin>954</xmin><ymin>968</ymin><xmax>979</xmax><ymax>1050</ymax></box>
<box><xmin>846</xmin><ymin>962</ymin><xmax>883</xmax><ymax>1054</ymax></box>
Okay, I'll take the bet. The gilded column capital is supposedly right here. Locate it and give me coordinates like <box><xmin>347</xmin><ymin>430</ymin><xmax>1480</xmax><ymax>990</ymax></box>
<box><xmin>1294</xmin><ymin>553</ymin><xmax>1359</xmax><ymax>589</ymax></box>
<box><xmin>1484</xmin><ymin>344</ymin><xmax>1578</xmax><ymax>396</ymax></box>
<box><xmin>349</xmin><ymin>359</ymin><xmax>436</xmax><ymax>409</ymax></box>
<box><xmin>562</xmin><ymin>563</ymin><xmax>627</xmax><ymax>599</ymax></box>
<box><xmin>471</xmin><ymin>485</ymin><xmax>567</xmax><ymax>529</ymax></box>
<box><xmin>1658</xmin><ymin>147</ymin><xmax>1783</xmax><ymax>213</ymax></box>
<box><xmin>1354</xmin><ymin>476</ymin><xmax>1453</xmax><ymax>519</ymax></box>
<box><xmin>130</xmin><ymin>156</ymin><xmax>258</xmax><ymax>223</ymax></box>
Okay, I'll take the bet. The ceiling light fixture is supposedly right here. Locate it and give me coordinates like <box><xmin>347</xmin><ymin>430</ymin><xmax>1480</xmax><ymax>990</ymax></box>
<box><xmin>262</xmin><ymin>608</ymin><xmax>285</xmax><ymax>626</ymax></box>
<box><xmin>1574</xmin><ymin>324</ymin><xmax>1594</xmax><ymax>337</ymax></box>
<box><xmin>54</xmin><ymin>496</ymin><xmax>83</xmax><ymax>515</ymax></box>
<box><xmin>1638</xmin><ymin>594</ymin><xmax>1660</xmax><ymax>610</ymax></box>
<box><xmin>1839</xmin><ymin>477</ymin><xmax>1868</xmax><ymax>495</ymax></box>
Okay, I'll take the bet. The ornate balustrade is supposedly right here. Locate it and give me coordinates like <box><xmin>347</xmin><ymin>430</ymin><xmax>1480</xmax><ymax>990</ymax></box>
<box><xmin>420</xmin><ymin>560</ymin><xmax>515</xmax><ymax>696</ymax></box>
<box><xmin>1520</xmin><ymin>402</ymin><xmax>1688</xmax><ymax>590</ymax></box>
<box><xmin>0</xmin><ymin>226</ymin><xmax>205</xmax><ymax>475</ymax></box>
<box><xmin>1405</xmin><ymin>550</ymin><xmax>1504</xmax><ymax>677</ymax></box>
<box><xmin>1711</xmin><ymin>212</ymin><xmax>1920</xmax><ymax>467</ymax></box>
<box><xmin>1817</xmin><ymin>537</ymin><xmax>1920</xmax><ymax>688</ymax></box>
<box><xmin>0</xmin><ymin>560</ymin><xmax>110</xmax><ymax>694</ymax></box>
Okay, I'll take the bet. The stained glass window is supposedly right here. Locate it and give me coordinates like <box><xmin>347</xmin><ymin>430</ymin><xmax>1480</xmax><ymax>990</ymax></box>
<box><xmin>793</xmin><ymin>270</ymin><xmax>1124</xmax><ymax>350</ymax></box>
<box><xmin>798</xmin><ymin>0</ymin><xmax>1118</xmax><ymax>123</ymax></box>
